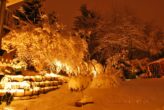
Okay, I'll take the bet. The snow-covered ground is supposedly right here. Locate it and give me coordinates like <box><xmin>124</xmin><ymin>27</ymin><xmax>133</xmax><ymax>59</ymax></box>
<box><xmin>1</xmin><ymin>78</ymin><xmax>164</xmax><ymax>110</ymax></box>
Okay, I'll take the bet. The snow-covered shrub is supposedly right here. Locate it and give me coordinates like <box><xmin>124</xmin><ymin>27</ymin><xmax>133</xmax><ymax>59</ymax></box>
<box><xmin>90</xmin><ymin>73</ymin><xmax>118</xmax><ymax>88</ymax></box>
<box><xmin>68</xmin><ymin>74</ymin><xmax>93</xmax><ymax>91</ymax></box>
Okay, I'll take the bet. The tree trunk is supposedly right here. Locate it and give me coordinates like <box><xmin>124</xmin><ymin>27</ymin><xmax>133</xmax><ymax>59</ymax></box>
<box><xmin>0</xmin><ymin>0</ymin><xmax>6</xmax><ymax>49</ymax></box>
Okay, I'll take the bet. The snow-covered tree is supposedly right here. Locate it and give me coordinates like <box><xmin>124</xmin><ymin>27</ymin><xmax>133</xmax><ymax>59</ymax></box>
<box><xmin>92</xmin><ymin>9</ymin><xmax>164</xmax><ymax>63</ymax></box>
<box><xmin>142</xmin><ymin>23</ymin><xmax>164</xmax><ymax>57</ymax></box>
<box><xmin>2</xmin><ymin>25</ymin><xmax>87</xmax><ymax>73</ymax></box>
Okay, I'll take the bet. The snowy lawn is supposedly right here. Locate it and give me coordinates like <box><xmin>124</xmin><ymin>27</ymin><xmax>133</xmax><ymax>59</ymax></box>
<box><xmin>1</xmin><ymin>78</ymin><xmax>164</xmax><ymax>110</ymax></box>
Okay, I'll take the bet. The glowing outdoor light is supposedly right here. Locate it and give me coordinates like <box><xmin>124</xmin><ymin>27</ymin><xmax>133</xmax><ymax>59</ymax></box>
<box><xmin>92</xmin><ymin>69</ymin><xmax>97</xmax><ymax>78</ymax></box>
<box><xmin>53</xmin><ymin>60</ymin><xmax>63</xmax><ymax>73</ymax></box>
<box><xmin>55</xmin><ymin>60</ymin><xmax>62</xmax><ymax>68</ymax></box>
<box><xmin>65</xmin><ymin>65</ymin><xmax>72</xmax><ymax>73</ymax></box>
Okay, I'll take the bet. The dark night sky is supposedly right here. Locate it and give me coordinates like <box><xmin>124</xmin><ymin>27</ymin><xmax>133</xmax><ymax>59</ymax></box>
<box><xmin>44</xmin><ymin>0</ymin><xmax>164</xmax><ymax>29</ymax></box>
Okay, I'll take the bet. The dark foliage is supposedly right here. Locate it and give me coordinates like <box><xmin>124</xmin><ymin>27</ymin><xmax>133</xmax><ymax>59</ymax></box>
<box><xmin>73</xmin><ymin>4</ymin><xmax>101</xmax><ymax>32</ymax></box>
<box><xmin>47</xmin><ymin>11</ymin><xmax>58</xmax><ymax>25</ymax></box>
<box><xmin>73</xmin><ymin>4</ymin><xmax>102</xmax><ymax>61</ymax></box>
<box><xmin>15</xmin><ymin>0</ymin><xmax>44</xmax><ymax>26</ymax></box>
